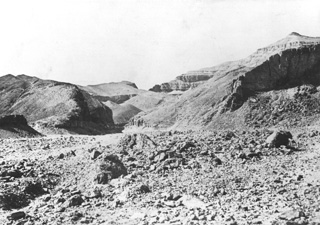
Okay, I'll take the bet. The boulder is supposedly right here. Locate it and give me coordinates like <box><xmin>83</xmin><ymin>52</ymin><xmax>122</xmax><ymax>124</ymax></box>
<box><xmin>91</xmin><ymin>150</ymin><xmax>101</xmax><ymax>160</ymax></box>
<box><xmin>266</xmin><ymin>130</ymin><xmax>293</xmax><ymax>148</ymax></box>
<box><xmin>180</xmin><ymin>195</ymin><xmax>206</xmax><ymax>209</ymax></box>
<box><xmin>95</xmin><ymin>172</ymin><xmax>112</xmax><ymax>184</ymax></box>
<box><xmin>65</xmin><ymin>194</ymin><xmax>84</xmax><ymax>207</ymax></box>
<box><xmin>95</xmin><ymin>154</ymin><xmax>127</xmax><ymax>184</ymax></box>
<box><xmin>7</xmin><ymin>211</ymin><xmax>26</xmax><ymax>220</ymax></box>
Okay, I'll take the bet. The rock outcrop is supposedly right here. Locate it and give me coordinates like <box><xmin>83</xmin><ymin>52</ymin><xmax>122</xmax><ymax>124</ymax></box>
<box><xmin>0</xmin><ymin>75</ymin><xmax>114</xmax><ymax>134</ymax></box>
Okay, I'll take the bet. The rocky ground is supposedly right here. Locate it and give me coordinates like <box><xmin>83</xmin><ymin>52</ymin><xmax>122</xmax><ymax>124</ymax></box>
<box><xmin>1</xmin><ymin>128</ymin><xmax>320</xmax><ymax>225</ymax></box>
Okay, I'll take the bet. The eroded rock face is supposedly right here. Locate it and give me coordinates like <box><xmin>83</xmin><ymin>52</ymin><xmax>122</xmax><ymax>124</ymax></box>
<box><xmin>176</xmin><ymin>74</ymin><xmax>212</xmax><ymax>83</ymax></box>
<box><xmin>222</xmin><ymin>45</ymin><xmax>320</xmax><ymax>112</ymax></box>
<box><xmin>242</xmin><ymin>46</ymin><xmax>320</xmax><ymax>92</ymax></box>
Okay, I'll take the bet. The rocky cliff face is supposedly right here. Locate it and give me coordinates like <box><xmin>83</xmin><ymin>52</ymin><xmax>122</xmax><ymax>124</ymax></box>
<box><xmin>0</xmin><ymin>75</ymin><xmax>114</xmax><ymax>134</ymax></box>
<box><xmin>128</xmin><ymin>33</ymin><xmax>320</xmax><ymax>130</ymax></box>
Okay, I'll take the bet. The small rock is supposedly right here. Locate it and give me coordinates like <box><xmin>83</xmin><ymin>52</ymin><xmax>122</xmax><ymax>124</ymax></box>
<box><xmin>138</xmin><ymin>184</ymin><xmax>151</xmax><ymax>193</ymax></box>
<box><xmin>91</xmin><ymin>150</ymin><xmax>101</xmax><ymax>160</ymax></box>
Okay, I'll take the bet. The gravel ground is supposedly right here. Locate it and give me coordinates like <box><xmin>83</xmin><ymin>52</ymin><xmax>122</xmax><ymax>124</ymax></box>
<box><xmin>0</xmin><ymin>129</ymin><xmax>320</xmax><ymax>225</ymax></box>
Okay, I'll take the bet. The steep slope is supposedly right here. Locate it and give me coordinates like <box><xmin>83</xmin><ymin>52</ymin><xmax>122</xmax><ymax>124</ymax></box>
<box><xmin>150</xmin><ymin>32</ymin><xmax>320</xmax><ymax>93</ymax></box>
<box><xmin>128</xmin><ymin>32</ymin><xmax>320</xmax><ymax>130</ymax></box>
<box><xmin>0</xmin><ymin>75</ymin><xmax>114</xmax><ymax>134</ymax></box>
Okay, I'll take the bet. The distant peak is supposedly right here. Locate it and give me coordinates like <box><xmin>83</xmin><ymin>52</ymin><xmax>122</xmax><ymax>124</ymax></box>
<box><xmin>288</xmin><ymin>32</ymin><xmax>302</xmax><ymax>36</ymax></box>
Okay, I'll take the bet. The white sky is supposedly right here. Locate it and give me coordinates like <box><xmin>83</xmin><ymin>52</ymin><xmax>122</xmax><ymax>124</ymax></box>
<box><xmin>0</xmin><ymin>0</ymin><xmax>319</xmax><ymax>90</ymax></box>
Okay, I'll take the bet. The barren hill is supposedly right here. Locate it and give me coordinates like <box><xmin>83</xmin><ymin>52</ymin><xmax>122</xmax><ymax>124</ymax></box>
<box><xmin>0</xmin><ymin>75</ymin><xmax>114</xmax><ymax>134</ymax></box>
<box><xmin>129</xmin><ymin>32</ymin><xmax>320</xmax><ymax>130</ymax></box>
<box><xmin>80</xmin><ymin>81</ymin><xmax>177</xmax><ymax>125</ymax></box>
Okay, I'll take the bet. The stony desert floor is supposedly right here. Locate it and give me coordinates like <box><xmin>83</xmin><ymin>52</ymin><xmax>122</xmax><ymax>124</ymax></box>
<box><xmin>1</xmin><ymin>128</ymin><xmax>320</xmax><ymax>225</ymax></box>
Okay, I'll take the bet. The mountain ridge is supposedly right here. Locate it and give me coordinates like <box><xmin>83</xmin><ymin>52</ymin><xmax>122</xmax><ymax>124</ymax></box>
<box><xmin>128</xmin><ymin>33</ymin><xmax>320</xmax><ymax>130</ymax></box>
<box><xmin>149</xmin><ymin>32</ymin><xmax>320</xmax><ymax>93</ymax></box>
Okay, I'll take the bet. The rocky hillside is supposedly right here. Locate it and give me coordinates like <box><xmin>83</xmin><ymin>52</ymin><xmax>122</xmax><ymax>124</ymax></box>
<box><xmin>150</xmin><ymin>32</ymin><xmax>320</xmax><ymax>93</ymax></box>
<box><xmin>0</xmin><ymin>75</ymin><xmax>114</xmax><ymax>134</ymax></box>
<box><xmin>128</xmin><ymin>32</ymin><xmax>320</xmax><ymax>130</ymax></box>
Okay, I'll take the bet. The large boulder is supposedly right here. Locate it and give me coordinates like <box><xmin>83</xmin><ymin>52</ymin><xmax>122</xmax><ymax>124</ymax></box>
<box><xmin>266</xmin><ymin>130</ymin><xmax>293</xmax><ymax>148</ymax></box>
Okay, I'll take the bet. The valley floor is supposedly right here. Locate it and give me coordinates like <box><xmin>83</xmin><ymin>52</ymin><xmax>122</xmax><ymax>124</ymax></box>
<box><xmin>1</xmin><ymin>128</ymin><xmax>320</xmax><ymax>225</ymax></box>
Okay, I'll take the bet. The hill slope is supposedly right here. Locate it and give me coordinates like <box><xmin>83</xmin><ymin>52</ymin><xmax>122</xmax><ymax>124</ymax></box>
<box><xmin>0</xmin><ymin>75</ymin><xmax>114</xmax><ymax>134</ymax></box>
<box><xmin>128</xmin><ymin>32</ymin><xmax>320</xmax><ymax>130</ymax></box>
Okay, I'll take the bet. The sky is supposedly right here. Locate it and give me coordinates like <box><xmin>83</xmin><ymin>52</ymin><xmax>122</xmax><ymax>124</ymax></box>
<box><xmin>0</xmin><ymin>0</ymin><xmax>319</xmax><ymax>90</ymax></box>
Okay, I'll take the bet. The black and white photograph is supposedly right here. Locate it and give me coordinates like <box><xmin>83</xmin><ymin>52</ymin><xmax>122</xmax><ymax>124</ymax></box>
<box><xmin>0</xmin><ymin>0</ymin><xmax>320</xmax><ymax>224</ymax></box>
